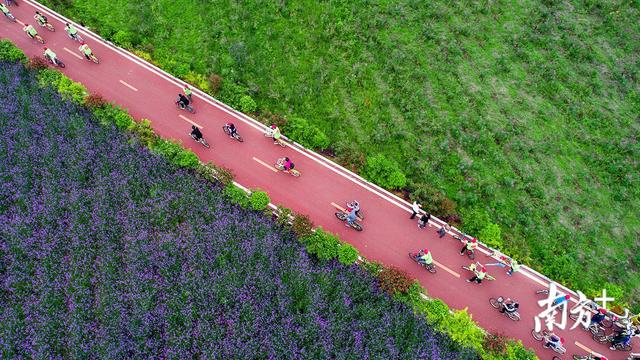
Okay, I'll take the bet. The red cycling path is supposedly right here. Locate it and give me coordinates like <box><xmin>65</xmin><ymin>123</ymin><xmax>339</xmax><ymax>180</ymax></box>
<box><xmin>2</xmin><ymin>2</ymin><xmax>638</xmax><ymax>359</ymax></box>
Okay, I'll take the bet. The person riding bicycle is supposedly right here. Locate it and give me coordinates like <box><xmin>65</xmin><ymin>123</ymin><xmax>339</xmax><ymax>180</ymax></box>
<box><xmin>552</xmin><ymin>294</ymin><xmax>571</xmax><ymax>308</ymax></box>
<box><xmin>282</xmin><ymin>157</ymin><xmax>294</xmax><ymax>172</ymax></box>
<box><xmin>190</xmin><ymin>125</ymin><xmax>203</xmax><ymax>141</ymax></box>
<box><xmin>610</xmin><ymin>328</ymin><xmax>632</xmax><ymax>350</ymax></box>
<box><xmin>34</xmin><ymin>11</ymin><xmax>49</xmax><ymax>26</ymax></box>
<box><xmin>23</xmin><ymin>24</ymin><xmax>38</xmax><ymax>39</ymax></box>
<box><xmin>416</xmin><ymin>249</ymin><xmax>433</xmax><ymax>266</ymax></box>
<box><xmin>543</xmin><ymin>332</ymin><xmax>564</xmax><ymax>351</ymax></box>
<box><xmin>500</xmin><ymin>298</ymin><xmax>519</xmax><ymax>313</ymax></box>
<box><xmin>0</xmin><ymin>3</ymin><xmax>10</xmax><ymax>15</ymax></box>
<box><xmin>177</xmin><ymin>93</ymin><xmax>190</xmax><ymax>108</ymax></box>
<box><xmin>269</xmin><ymin>124</ymin><xmax>282</xmax><ymax>143</ymax></box>
<box><xmin>65</xmin><ymin>22</ymin><xmax>79</xmax><ymax>40</ymax></box>
<box><xmin>589</xmin><ymin>308</ymin><xmax>607</xmax><ymax>327</ymax></box>
<box><xmin>459</xmin><ymin>237</ymin><xmax>478</xmax><ymax>256</ymax></box>
<box><xmin>183</xmin><ymin>84</ymin><xmax>192</xmax><ymax>101</ymax></box>
<box><xmin>225</xmin><ymin>123</ymin><xmax>238</xmax><ymax>138</ymax></box>
<box><xmin>43</xmin><ymin>47</ymin><xmax>57</xmax><ymax>63</ymax></box>
<box><xmin>347</xmin><ymin>200</ymin><xmax>360</xmax><ymax>213</ymax></box>
<box><xmin>418</xmin><ymin>212</ymin><xmax>431</xmax><ymax>228</ymax></box>
<box><xmin>345</xmin><ymin>207</ymin><xmax>357</xmax><ymax>227</ymax></box>
<box><xmin>78</xmin><ymin>42</ymin><xmax>93</xmax><ymax>60</ymax></box>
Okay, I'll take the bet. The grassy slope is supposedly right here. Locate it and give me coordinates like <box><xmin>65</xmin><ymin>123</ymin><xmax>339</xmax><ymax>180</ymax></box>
<box><xmin>42</xmin><ymin>0</ymin><xmax>640</xmax><ymax>305</ymax></box>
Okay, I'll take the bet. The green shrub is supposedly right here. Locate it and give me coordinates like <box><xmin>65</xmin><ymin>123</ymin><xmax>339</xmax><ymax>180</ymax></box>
<box><xmin>195</xmin><ymin>161</ymin><xmax>234</xmax><ymax>186</ymax></box>
<box><xmin>410</xmin><ymin>182</ymin><xmax>458</xmax><ymax>219</ymax></box>
<box><xmin>223</xmin><ymin>184</ymin><xmax>250</xmax><ymax>208</ymax></box>
<box><xmin>337</xmin><ymin>243</ymin><xmax>359</xmax><ymax>265</ymax></box>
<box><xmin>478</xmin><ymin>222</ymin><xmax>502</xmax><ymax>249</ymax></box>
<box><xmin>218</xmin><ymin>81</ymin><xmax>249</xmax><ymax>109</ymax></box>
<box><xmin>334</xmin><ymin>140</ymin><xmax>366</xmax><ymax>172</ymax></box>
<box><xmin>445</xmin><ymin>309</ymin><xmax>485</xmax><ymax>350</ymax></box>
<box><xmin>249</xmin><ymin>190</ymin><xmax>270</xmax><ymax>211</ymax></box>
<box><xmin>151</xmin><ymin>139</ymin><xmax>182</xmax><ymax>162</ymax></box>
<box><xmin>36</xmin><ymin>69</ymin><xmax>87</xmax><ymax>104</ymax></box>
<box><xmin>173</xmin><ymin>148</ymin><xmax>199</xmax><ymax>169</ymax></box>
<box><xmin>460</xmin><ymin>207</ymin><xmax>490</xmax><ymax>236</ymax></box>
<box><xmin>283</xmin><ymin>117</ymin><xmax>330</xmax><ymax>150</ymax></box>
<box><xmin>184</xmin><ymin>71</ymin><xmax>211</xmax><ymax>93</ymax></box>
<box><xmin>0</xmin><ymin>39</ymin><xmax>27</xmax><ymax>63</ymax></box>
<box><xmin>37</xmin><ymin>68</ymin><xmax>65</xmax><ymax>89</ymax></box>
<box><xmin>291</xmin><ymin>213</ymin><xmax>314</xmax><ymax>238</ymax></box>
<box><xmin>208</xmin><ymin>74</ymin><xmax>223</xmax><ymax>95</ymax></box>
<box><xmin>301</xmin><ymin>228</ymin><xmax>340</xmax><ymax>261</ymax></box>
<box><xmin>239</xmin><ymin>95</ymin><xmax>257</xmax><ymax>113</ymax></box>
<box><xmin>130</xmin><ymin>119</ymin><xmax>158</xmax><ymax>147</ymax></box>
<box><xmin>112</xmin><ymin>30</ymin><xmax>133</xmax><ymax>47</ymax></box>
<box><xmin>363</xmin><ymin>154</ymin><xmax>407</xmax><ymax>190</ymax></box>
<box><xmin>274</xmin><ymin>205</ymin><xmax>293</xmax><ymax>227</ymax></box>
<box><xmin>113</xmin><ymin>111</ymin><xmax>135</xmax><ymax>130</ymax></box>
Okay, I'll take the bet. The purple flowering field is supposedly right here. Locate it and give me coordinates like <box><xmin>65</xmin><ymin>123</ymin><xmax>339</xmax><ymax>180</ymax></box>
<box><xmin>0</xmin><ymin>61</ymin><xmax>477</xmax><ymax>359</ymax></box>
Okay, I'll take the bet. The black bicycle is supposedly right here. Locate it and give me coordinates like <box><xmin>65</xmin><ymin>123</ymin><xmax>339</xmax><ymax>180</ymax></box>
<box><xmin>222</xmin><ymin>125</ymin><xmax>243</xmax><ymax>142</ymax></box>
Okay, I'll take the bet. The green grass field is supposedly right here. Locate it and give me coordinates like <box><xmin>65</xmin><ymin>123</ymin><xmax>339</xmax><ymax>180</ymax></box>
<box><xmin>42</xmin><ymin>0</ymin><xmax>640</xmax><ymax>308</ymax></box>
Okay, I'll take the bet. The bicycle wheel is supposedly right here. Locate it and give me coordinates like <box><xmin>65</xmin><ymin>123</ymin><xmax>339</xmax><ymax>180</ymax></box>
<box><xmin>508</xmin><ymin>312</ymin><xmax>521</xmax><ymax>321</ymax></box>
<box><xmin>234</xmin><ymin>134</ymin><xmax>243</xmax><ymax>142</ymax></box>
<box><xmin>187</xmin><ymin>105</ymin><xmax>195</xmax><ymax>114</ymax></box>
<box><xmin>335</xmin><ymin>212</ymin><xmax>347</xmax><ymax>221</ymax></box>
<box><xmin>291</xmin><ymin>170</ymin><xmax>300</xmax><ymax>177</ymax></box>
<box><xmin>7</xmin><ymin>13</ymin><xmax>17</xmax><ymax>22</ymax></box>
<box><xmin>200</xmin><ymin>138</ymin><xmax>210</xmax><ymax>148</ymax></box>
<box><xmin>489</xmin><ymin>298</ymin><xmax>501</xmax><ymax>309</ymax></box>
<box><xmin>531</xmin><ymin>329</ymin><xmax>543</xmax><ymax>341</ymax></box>
<box><xmin>356</xmin><ymin>209</ymin><xmax>364</xmax><ymax>220</ymax></box>
<box><xmin>569</xmin><ymin>313</ymin><xmax>579</xmax><ymax>321</ymax></box>
<box><xmin>427</xmin><ymin>264</ymin><xmax>436</xmax><ymax>273</ymax></box>
<box><xmin>592</xmin><ymin>333</ymin><xmax>608</xmax><ymax>344</ymax></box>
<box><xmin>590</xmin><ymin>325</ymin><xmax>604</xmax><ymax>337</ymax></box>
<box><xmin>223</xmin><ymin>126</ymin><xmax>230</xmax><ymax>135</ymax></box>
<box><xmin>536</xmin><ymin>289</ymin><xmax>549</xmax><ymax>295</ymax></box>
<box><xmin>57</xmin><ymin>60</ymin><xmax>65</xmax><ymax>68</ymax></box>
<box><xmin>91</xmin><ymin>55</ymin><xmax>99</xmax><ymax>64</ymax></box>
<box><xmin>352</xmin><ymin>223</ymin><xmax>363</xmax><ymax>232</ymax></box>
<box><xmin>572</xmin><ymin>356</ymin><xmax>587</xmax><ymax>360</ymax></box>
<box><xmin>618</xmin><ymin>343</ymin><xmax>632</xmax><ymax>352</ymax></box>
<box><xmin>45</xmin><ymin>23</ymin><xmax>55</xmax><ymax>32</ymax></box>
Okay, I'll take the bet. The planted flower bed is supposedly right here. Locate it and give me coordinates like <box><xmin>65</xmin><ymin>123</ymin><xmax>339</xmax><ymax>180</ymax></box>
<box><xmin>0</xmin><ymin>61</ymin><xmax>476</xmax><ymax>358</ymax></box>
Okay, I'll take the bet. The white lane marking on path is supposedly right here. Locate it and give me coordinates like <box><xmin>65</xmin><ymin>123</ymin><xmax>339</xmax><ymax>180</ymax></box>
<box><xmin>25</xmin><ymin>0</ymin><xmax>598</xmax><ymax>315</ymax></box>
<box><xmin>253</xmin><ymin>157</ymin><xmax>277</xmax><ymax>172</ymax></box>
<box><xmin>433</xmin><ymin>260</ymin><xmax>460</xmax><ymax>278</ymax></box>
<box><xmin>63</xmin><ymin>47</ymin><xmax>82</xmax><ymax>59</ymax></box>
<box><xmin>574</xmin><ymin>341</ymin><xmax>599</xmax><ymax>356</ymax></box>
<box><xmin>118</xmin><ymin>79</ymin><xmax>138</xmax><ymax>92</ymax></box>
<box><xmin>178</xmin><ymin>115</ymin><xmax>202</xmax><ymax>129</ymax></box>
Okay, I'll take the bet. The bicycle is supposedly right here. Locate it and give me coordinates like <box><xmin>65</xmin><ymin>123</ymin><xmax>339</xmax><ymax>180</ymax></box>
<box><xmin>531</xmin><ymin>329</ymin><xmax>566</xmax><ymax>354</ymax></box>
<box><xmin>335</xmin><ymin>211</ymin><xmax>363</xmax><ymax>231</ymax></box>
<box><xmin>572</xmin><ymin>352</ymin><xmax>606</xmax><ymax>360</ymax></box>
<box><xmin>189</xmin><ymin>133</ymin><xmax>210</xmax><ymax>148</ymax></box>
<box><xmin>222</xmin><ymin>125</ymin><xmax>243</xmax><ymax>142</ymax></box>
<box><xmin>462</xmin><ymin>263</ymin><xmax>495</xmax><ymax>281</ymax></box>
<box><xmin>45</xmin><ymin>55</ymin><xmax>65</xmax><ymax>68</ymax></box>
<box><xmin>67</xmin><ymin>31</ymin><xmax>84</xmax><ymax>43</ymax></box>
<box><xmin>408</xmin><ymin>252</ymin><xmax>437</xmax><ymax>273</ymax></box>
<box><xmin>489</xmin><ymin>296</ymin><xmax>520</xmax><ymax>321</ymax></box>
<box><xmin>84</xmin><ymin>53</ymin><xmax>99</xmax><ymax>64</ymax></box>
<box><xmin>346</xmin><ymin>201</ymin><xmax>364</xmax><ymax>221</ymax></box>
<box><xmin>569</xmin><ymin>312</ymin><xmax>605</xmax><ymax>336</ymax></box>
<box><xmin>175</xmin><ymin>97</ymin><xmax>195</xmax><ymax>113</ymax></box>
<box><xmin>274</xmin><ymin>158</ymin><xmax>300</xmax><ymax>177</ymax></box>
<box><xmin>35</xmin><ymin>17</ymin><xmax>55</xmax><ymax>32</ymax></box>
<box><xmin>592</xmin><ymin>333</ymin><xmax>632</xmax><ymax>351</ymax></box>
<box><xmin>29</xmin><ymin>33</ymin><xmax>45</xmax><ymax>44</ymax></box>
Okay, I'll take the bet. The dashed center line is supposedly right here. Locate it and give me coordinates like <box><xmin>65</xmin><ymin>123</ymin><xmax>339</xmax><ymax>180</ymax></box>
<box><xmin>118</xmin><ymin>79</ymin><xmax>138</xmax><ymax>92</ymax></box>
<box><xmin>253</xmin><ymin>157</ymin><xmax>277</xmax><ymax>172</ymax></box>
<box><xmin>178</xmin><ymin>114</ymin><xmax>202</xmax><ymax>129</ymax></box>
<box><xmin>433</xmin><ymin>260</ymin><xmax>460</xmax><ymax>278</ymax></box>
<box><xmin>63</xmin><ymin>47</ymin><xmax>83</xmax><ymax>60</ymax></box>
<box><xmin>574</xmin><ymin>341</ymin><xmax>598</xmax><ymax>356</ymax></box>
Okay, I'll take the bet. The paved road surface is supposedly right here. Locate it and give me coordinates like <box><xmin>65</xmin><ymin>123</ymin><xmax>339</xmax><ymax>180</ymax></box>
<box><xmin>2</xmin><ymin>2</ymin><xmax>638</xmax><ymax>359</ymax></box>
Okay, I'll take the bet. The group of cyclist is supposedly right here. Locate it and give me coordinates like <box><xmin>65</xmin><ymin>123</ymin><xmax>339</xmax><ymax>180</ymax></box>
<box><xmin>12</xmin><ymin>10</ymin><xmax>96</xmax><ymax>65</ymax></box>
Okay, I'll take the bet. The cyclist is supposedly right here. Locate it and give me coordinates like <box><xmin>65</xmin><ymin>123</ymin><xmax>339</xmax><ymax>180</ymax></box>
<box><xmin>459</xmin><ymin>237</ymin><xmax>478</xmax><ymax>256</ymax></box>
<box><xmin>500</xmin><ymin>298</ymin><xmax>519</xmax><ymax>314</ymax></box>
<box><xmin>466</xmin><ymin>265</ymin><xmax>487</xmax><ymax>284</ymax></box>
<box><xmin>225</xmin><ymin>123</ymin><xmax>238</xmax><ymax>138</ymax></box>
<box><xmin>418</xmin><ymin>212</ymin><xmax>431</xmax><ymax>228</ymax></box>
<box><xmin>34</xmin><ymin>11</ymin><xmax>49</xmax><ymax>26</ymax></box>
<box><xmin>23</xmin><ymin>24</ymin><xmax>38</xmax><ymax>39</ymax></box>
<box><xmin>0</xmin><ymin>3</ymin><xmax>9</xmax><ymax>16</ymax></box>
<box><xmin>347</xmin><ymin>200</ymin><xmax>360</xmax><ymax>213</ymax></box>
<box><xmin>183</xmin><ymin>84</ymin><xmax>192</xmax><ymax>102</ymax></box>
<box><xmin>65</xmin><ymin>22</ymin><xmax>79</xmax><ymax>40</ymax></box>
<box><xmin>43</xmin><ymin>47</ymin><xmax>57</xmax><ymax>63</ymax></box>
<box><xmin>589</xmin><ymin>308</ymin><xmax>607</xmax><ymax>327</ymax></box>
<box><xmin>437</xmin><ymin>223</ymin><xmax>451</xmax><ymax>238</ymax></box>
<box><xmin>177</xmin><ymin>93</ymin><xmax>190</xmax><ymax>108</ymax></box>
<box><xmin>416</xmin><ymin>249</ymin><xmax>433</xmax><ymax>266</ymax></box>
<box><xmin>190</xmin><ymin>125</ymin><xmax>203</xmax><ymax>141</ymax></box>
<box><xmin>345</xmin><ymin>207</ymin><xmax>357</xmax><ymax>227</ymax></box>
<box><xmin>506</xmin><ymin>259</ymin><xmax>521</xmax><ymax>276</ymax></box>
<box><xmin>543</xmin><ymin>332</ymin><xmax>564</xmax><ymax>351</ymax></box>
<box><xmin>78</xmin><ymin>42</ymin><xmax>93</xmax><ymax>60</ymax></box>
<box><xmin>269</xmin><ymin>124</ymin><xmax>282</xmax><ymax>144</ymax></box>
<box><xmin>282</xmin><ymin>157</ymin><xmax>294</xmax><ymax>172</ymax></box>
<box><xmin>610</xmin><ymin>328</ymin><xmax>632</xmax><ymax>350</ymax></box>
<box><xmin>552</xmin><ymin>294</ymin><xmax>571</xmax><ymax>309</ymax></box>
